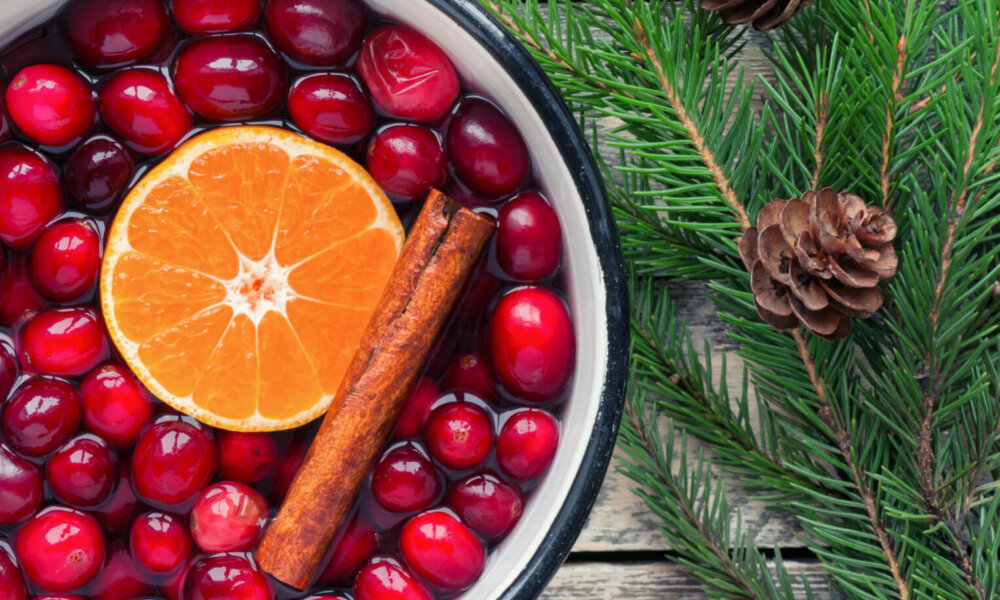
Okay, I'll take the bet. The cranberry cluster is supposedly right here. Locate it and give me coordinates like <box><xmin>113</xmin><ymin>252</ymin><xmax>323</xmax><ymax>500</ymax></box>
<box><xmin>0</xmin><ymin>0</ymin><xmax>577</xmax><ymax>599</ymax></box>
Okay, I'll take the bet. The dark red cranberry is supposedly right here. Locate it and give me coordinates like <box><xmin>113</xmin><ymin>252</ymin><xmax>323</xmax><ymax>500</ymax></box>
<box><xmin>455</xmin><ymin>268</ymin><xmax>501</xmax><ymax>326</ymax></box>
<box><xmin>63</xmin><ymin>136</ymin><xmax>134</xmax><ymax>212</ymax></box>
<box><xmin>269</xmin><ymin>438</ymin><xmax>307</xmax><ymax>504</ymax></box>
<box><xmin>496</xmin><ymin>408</ymin><xmax>559</xmax><ymax>481</ymax></box>
<box><xmin>14</xmin><ymin>506</ymin><xmax>105</xmax><ymax>592</ymax></box>
<box><xmin>5</xmin><ymin>65</ymin><xmax>95</xmax><ymax>147</ymax></box>
<box><xmin>88</xmin><ymin>539</ymin><xmax>158</xmax><ymax>600</ymax></box>
<box><xmin>394</xmin><ymin>377</ymin><xmax>439</xmax><ymax>439</ymax></box>
<box><xmin>174</xmin><ymin>36</ymin><xmax>285</xmax><ymax>121</ymax></box>
<box><xmin>446</xmin><ymin>175</ymin><xmax>494</xmax><ymax>209</ymax></box>
<box><xmin>371</xmin><ymin>444</ymin><xmax>441</xmax><ymax>513</ymax></box>
<box><xmin>496</xmin><ymin>191</ymin><xmax>561</xmax><ymax>281</ymax></box>
<box><xmin>189</xmin><ymin>481</ymin><xmax>268</xmax><ymax>552</ymax></box>
<box><xmin>64</xmin><ymin>0</ymin><xmax>170</xmax><ymax>68</ymax></box>
<box><xmin>217</xmin><ymin>431</ymin><xmax>278</xmax><ymax>484</ymax></box>
<box><xmin>0</xmin><ymin>98</ymin><xmax>11</xmax><ymax>143</ymax></box>
<box><xmin>289</xmin><ymin>73</ymin><xmax>374</xmax><ymax>145</ymax></box>
<box><xmin>0</xmin><ymin>342</ymin><xmax>18</xmax><ymax>400</ymax></box>
<box><xmin>423</xmin><ymin>402</ymin><xmax>493</xmax><ymax>471</ymax></box>
<box><xmin>366</xmin><ymin>124</ymin><xmax>446</xmax><ymax>201</ymax></box>
<box><xmin>358</xmin><ymin>25</ymin><xmax>459</xmax><ymax>123</ymax></box>
<box><xmin>489</xmin><ymin>287</ymin><xmax>574</xmax><ymax>400</ymax></box>
<box><xmin>442</xmin><ymin>352</ymin><xmax>495</xmax><ymax>400</ymax></box>
<box><xmin>399</xmin><ymin>511</ymin><xmax>485</xmax><ymax>592</ymax></box>
<box><xmin>265</xmin><ymin>0</ymin><xmax>367</xmax><ymax>66</ymax></box>
<box><xmin>0</xmin><ymin>253</ymin><xmax>45</xmax><ymax>326</ymax></box>
<box><xmin>0</xmin><ymin>443</ymin><xmax>43</xmax><ymax>524</ymax></box>
<box><xmin>317</xmin><ymin>516</ymin><xmax>379</xmax><ymax>586</ymax></box>
<box><xmin>448</xmin><ymin>98</ymin><xmax>529</xmax><ymax>198</ymax></box>
<box><xmin>0</xmin><ymin>546</ymin><xmax>27</xmax><ymax>600</ymax></box>
<box><xmin>45</xmin><ymin>433</ymin><xmax>117</xmax><ymax>507</ymax></box>
<box><xmin>100</xmin><ymin>69</ymin><xmax>192</xmax><ymax>155</ymax></box>
<box><xmin>131</xmin><ymin>418</ymin><xmax>217</xmax><ymax>508</ymax></box>
<box><xmin>172</xmin><ymin>0</ymin><xmax>261</xmax><ymax>34</ymax></box>
<box><xmin>92</xmin><ymin>462</ymin><xmax>142</xmax><ymax>532</ymax></box>
<box><xmin>2</xmin><ymin>378</ymin><xmax>81</xmax><ymax>457</ymax></box>
<box><xmin>184</xmin><ymin>555</ymin><xmax>274</xmax><ymax>600</ymax></box>
<box><xmin>80</xmin><ymin>362</ymin><xmax>154</xmax><ymax>449</ymax></box>
<box><xmin>0</xmin><ymin>146</ymin><xmax>63</xmax><ymax>249</ymax></box>
<box><xmin>21</xmin><ymin>306</ymin><xmax>110</xmax><ymax>377</ymax></box>
<box><xmin>30</xmin><ymin>221</ymin><xmax>101</xmax><ymax>302</ymax></box>
<box><xmin>129</xmin><ymin>512</ymin><xmax>191</xmax><ymax>574</ymax></box>
<box><xmin>447</xmin><ymin>472</ymin><xmax>523</xmax><ymax>540</ymax></box>
<box><xmin>354</xmin><ymin>556</ymin><xmax>431</xmax><ymax>600</ymax></box>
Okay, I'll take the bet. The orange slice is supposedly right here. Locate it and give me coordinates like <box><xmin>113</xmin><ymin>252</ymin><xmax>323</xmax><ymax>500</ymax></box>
<box><xmin>101</xmin><ymin>126</ymin><xmax>404</xmax><ymax>431</ymax></box>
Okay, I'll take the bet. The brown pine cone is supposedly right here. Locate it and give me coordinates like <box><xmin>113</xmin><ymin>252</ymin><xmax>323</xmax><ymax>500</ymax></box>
<box><xmin>738</xmin><ymin>189</ymin><xmax>897</xmax><ymax>340</ymax></box>
<box><xmin>701</xmin><ymin>0</ymin><xmax>809</xmax><ymax>30</ymax></box>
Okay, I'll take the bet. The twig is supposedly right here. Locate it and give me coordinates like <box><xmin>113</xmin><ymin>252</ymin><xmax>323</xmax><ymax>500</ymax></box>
<box><xmin>881</xmin><ymin>31</ymin><xmax>910</xmax><ymax>210</ymax></box>
<box><xmin>811</xmin><ymin>91</ymin><xmax>829</xmax><ymax>190</ymax></box>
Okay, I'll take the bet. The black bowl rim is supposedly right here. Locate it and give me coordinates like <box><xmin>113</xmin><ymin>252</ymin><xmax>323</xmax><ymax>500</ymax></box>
<box><xmin>421</xmin><ymin>1</ymin><xmax>630</xmax><ymax>598</ymax></box>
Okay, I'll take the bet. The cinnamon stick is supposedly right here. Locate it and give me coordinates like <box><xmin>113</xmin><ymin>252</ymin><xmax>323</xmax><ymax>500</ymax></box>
<box><xmin>255</xmin><ymin>190</ymin><xmax>494</xmax><ymax>589</ymax></box>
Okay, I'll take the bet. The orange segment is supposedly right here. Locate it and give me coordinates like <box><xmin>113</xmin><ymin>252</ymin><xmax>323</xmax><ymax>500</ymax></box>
<box><xmin>102</xmin><ymin>126</ymin><xmax>404</xmax><ymax>431</ymax></box>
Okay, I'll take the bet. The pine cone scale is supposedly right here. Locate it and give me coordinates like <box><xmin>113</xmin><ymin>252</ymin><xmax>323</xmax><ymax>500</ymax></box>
<box><xmin>759</xmin><ymin>225</ymin><xmax>795</xmax><ymax>285</ymax></box>
<box><xmin>701</xmin><ymin>0</ymin><xmax>808</xmax><ymax>30</ymax></box>
<box><xmin>788</xmin><ymin>294</ymin><xmax>844</xmax><ymax>337</ymax></box>
<box><xmin>751</xmin><ymin>261</ymin><xmax>794</xmax><ymax>317</ymax></box>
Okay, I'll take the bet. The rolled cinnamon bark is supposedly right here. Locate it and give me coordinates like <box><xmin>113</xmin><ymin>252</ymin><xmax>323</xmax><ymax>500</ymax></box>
<box><xmin>255</xmin><ymin>189</ymin><xmax>494</xmax><ymax>589</ymax></box>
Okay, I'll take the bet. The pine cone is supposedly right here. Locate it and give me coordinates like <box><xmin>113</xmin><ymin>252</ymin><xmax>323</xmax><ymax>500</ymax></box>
<box><xmin>701</xmin><ymin>0</ymin><xmax>809</xmax><ymax>30</ymax></box>
<box><xmin>738</xmin><ymin>189</ymin><xmax>898</xmax><ymax>340</ymax></box>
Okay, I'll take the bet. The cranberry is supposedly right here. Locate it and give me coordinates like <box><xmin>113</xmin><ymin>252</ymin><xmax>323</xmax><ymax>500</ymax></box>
<box><xmin>496</xmin><ymin>408</ymin><xmax>559</xmax><ymax>481</ymax></box>
<box><xmin>45</xmin><ymin>433</ymin><xmax>117</xmax><ymax>507</ymax></box>
<box><xmin>0</xmin><ymin>443</ymin><xmax>43</xmax><ymax>524</ymax></box>
<box><xmin>5</xmin><ymin>65</ymin><xmax>95</xmax><ymax>147</ymax></box>
<box><xmin>172</xmin><ymin>0</ymin><xmax>261</xmax><ymax>34</ymax></box>
<box><xmin>265</xmin><ymin>0</ymin><xmax>367</xmax><ymax>66</ymax></box>
<box><xmin>131</xmin><ymin>418</ymin><xmax>217</xmax><ymax>508</ymax></box>
<box><xmin>455</xmin><ymin>268</ymin><xmax>501</xmax><ymax>325</ymax></box>
<box><xmin>29</xmin><ymin>221</ymin><xmax>101</xmax><ymax>302</ymax></box>
<box><xmin>184</xmin><ymin>555</ymin><xmax>274</xmax><ymax>600</ymax></box>
<box><xmin>87</xmin><ymin>539</ymin><xmax>158</xmax><ymax>600</ymax></box>
<box><xmin>63</xmin><ymin>136</ymin><xmax>134</xmax><ymax>212</ymax></box>
<box><xmin>442</xmin><ymin>353</ymin><xmax>495</xmax><ymax>400</ymax></box>
<box><xmin>354</xmin><ymin>556</ymin><xmax>432</xmax><ymax>600</ymax></box>
<box><xmin>100</xmin><ymin>69</ymin><xmax>192</xmax><ymax>155</ymax></box>
<box><xmin>2</xmin><ymin>378</ymin><xmax>81</xmax><ymax>457</ymax></box>
<box><xmin>92</xmin><ymin>462</ymin><xmax>142</xmax><ymax>532</ymax></box>
<box><xmin>269</xmin><ymin>438</ymin><xmax>307</xmax><ymax>504</ymax></box>
<box><xmin>217</xmin><ymin>431</ymin><xmax>278</xmax><ymax>484</ymax></box>
<box><xmin>357</xmin><ymin>25</ymin><xmax>459</xmax><ymax>123</ymax></box>
<box><xmin>129</xmin><ymin>512</ymin><xmax>191</xmax><ymax>574</ymax></box>
<box><xmin>79</xmin><ymin>362</ymin><xmax>154</xmax><ymax>449</ymax></box>
<box><xmin>174</xmin><ymin>36</ymin><xmax>285</xmax><ymax>121</ymax></box>
<box><xmin>0</xmin><ymin>547</ymin><xmax>27</xmax><ymax>600</ymax></box>
<box><xmin>0</xmin><ymin>342</ymin><xmax>18</xmax><ymax>400</ymax></box>
<box><xmin>288</xmin><ymin>73</ymin><xmax>375</xmax><ymax>145</ymax></box>
<box><xmin>0</xmin><ymin>99</ymin><xmax>11</xmax><ymax>143</ymax></box>
<box><xmin>447</xmin><ymin>98</ymin><xmax>530</xmax><ymax>198</ymax></box>
<box><xmin>489</xmin><ymin>286</ymin><xmax>574</xmax><ymax>400</ymax></box>
<box><xmin>0</xmin><ymin>253</ymin><xmax>45</xmax><ymax>325</ymax></box>
<box><xmin>64</xmin><ymin>0</ymin><xmax>170</xmax><ymax>68</ymax></box>
<box><xmin>317</xmin><ymin>516</ymin><xmax>379</xmax><ymax>586</ymax></box>
<box><xmin>21</xmin><ymin>306</ymin><xmax>110</xmax><ymax>377</ymax></box>
<box><xmin>394</xmin><ymin>377</ymin><xmax>439</xmax><ymax>439</ymax></box>
<box><xmin>423</xmin><ymin>402</ymin><xmax>493</xmax><ymax>471</ymax></box>
<box><xmin>399</xmin><ymin>511</ymin><xmax>485</xmax><ymax>592</ymax></box>
<box><xmin>0</xmin><ymin>146</ymin><xmax>63</xmax><ymax>249</ymax></box>
<box><xmin>447</xmin><ymin>472</ymin><xmax>523</xmax><ymax>540</ymax></box>
<box><xmin>371</xmin><ymin>443</ymin><xmax>441</xmax><ymax>513</ymax></box>
<box><xmin>496</xmin><ymin>191</ymin><xmax>562</xmax><ymax>281</ymax></box>
<box><xmin>189</xmin><ymin>481</ymin><xmax>268</xmax><ymax>552</ymax></box>
<box><xmin>14</xmin><ymin>506</ymin><xmax>105</xmax><ymax>592</ymax></box>
<box><xmin>366</xmin><ymin>124</ymin><xmax>446</xmax><ymax>201</ymax></box>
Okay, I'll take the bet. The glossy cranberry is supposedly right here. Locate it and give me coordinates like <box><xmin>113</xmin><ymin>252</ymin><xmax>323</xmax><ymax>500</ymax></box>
<box><xmin>289</xmin><ymin>73</ymin><xmax>375</xmax><ymax>145</ymax></box>
<box><xmin>21</xmin><ymin>306</ymin><xmax>110</xmax><ymax>377</ymax></box>
<box><xmin>496</xmin><ymin>409</ymin><xmax>559</xmax><ymax>481</ymax></box>
<box><xmin>366</xmin><ymin>124</ymin><xmax>446</xmax><ymax>201</ymax></box>
<box><xmin>0</xmin><ymin>547</ymin><xmax>27</xmax><ymax>600</ymax></box>
<box><xmin>0</xmin><ymin>342</ymin><xmax>17</xmax><ymax>400</ymax></box>
<box><xmin>0</xmin><ymin>443</ymin><xmax>43</xmax><ymax>524</ymax></box>
<box><xmin>100</xmin><ymin>69</ymin><xmax>192</xmax><ymax>155</ymax></box>
<box><xmin>354</xmin><ymin>556</ymin><xmax>432</xmax><ymax>600</ymax></box>
<box><xmin>5</xmin><ymin>65</ymin><xmax>95</xmax><ymax>147</ymax></box>
<box><xmin>496</xmin><ymin>191</ymin><xmax>562</xmax><ymax>281</ymax></box>
<box><xmin>2</xmin><ymin>378</ymin><xmax>81</xmax><ymax>457</ymax></box>
<box><xmin>447</xmin><ymin>472</ymin><xmax>523</xmax><ymax>540</ymax></box>
<box><xmin>371</xmin><ymin>444</ymin><xmax>441</xmax><ymax>513</ymax></box>
<box><xmin>79</xmin><ymin>362</ymin><xmax>154</xmax><ymax>449</ymax></box>
<box><xmin>399</xmin><ymin>511</ymin><xmax>485</xmax><ymax>592</ymax></box>
<box><xmin>14</xmin><ymin>506</ymin><xmax>105</xmax><ymax>592</ymax></box>
<box><xmin>132</xmin><ymin>418</ymin><xmax>217</xmax><ymax>508</ymax></box>
<box><xmin>189</xmin><ymin>481</ymin><xmax>268</xmax><ymax>552</ymax></box>
<box><xmin>174</xmin><ymin>36</ymin><xmax>285</xmax><ymax>121</ymax></box>
<box><xmin>269</xmin><ymin>438</ymin><xmax>307</xmax><ymax>504</ymax></box>
<box><xmin>129</xmin><ymin>512</ymin><xmax>191</xmax><ymax>574</ymax></box>
<box><xmin>30</xmin><ymin>221</ymin><xmax>101</xmax><ymax>302</ymax></box>
<box><xmin>217</xmin><ymin>431</ymin><xmax>278</xmax><ymax>484</ymax></box>
<box><xmin>448</xmin><ymin>98</ymin><xmax>529</xmax><ymax>197</ymax></box>
<box><xmin>442</xmin><ymin>352</ymin><xmax>495</xmax><ymax>399</ymax></box>
<box><xmin>63</xmin><ymin>136</ymin><xmax>134</xmax><ymax>212</ymax></box>
<box><xmin>358</xmin><ymin>25</ymin><xmax>459</xmax><ymax>123</ymax></box>
<box><xmin>0</xmin><ymin>253</ymin><xmax>45</xmax><ymax>325</ymax></box>
<box><xmin>423</xmin><ymin>402</ymin><xmax>493</xmax><ymax>471</ymax></box>
<box><xmin>0</xmin><ymin>146</ymin><xmax>63</xmax><ymax>249</ymax></box>
<box><xmin>172</xmin><ymin>0</ymin><xmax>261</xmax><ymax>33</ymax></box>
<box><xmin>394</xmin><ymin>377</ymin><xmax>440</xmax><ymax>439</ymax></box>
<box><xmin>455</xmin><ymin>267</ymin><xmax>501</xmax><ymax>325</ymax></box>
<box><xmin>489</xmin><ymin>286</ymin><xmax>574</xmax><ymax>400</ymax></box>
<box><xmin>88</xmin><ymin>539</ymin><xmax>158</xmax><ymax>600</ymax></box>
<box><xmin>318</xmin><ymin>516</ymin><xmax>379</xmax><ymax>586</ymax></box>
<box><xmin>45</xmin><ymin>433</ymin><xmax>117</xmax><ymax>507</ymax></box>
<box><xmin>184</xmin><ymin>555</ymin><xmax>274</xmax><ymax>600</ymax></box>
<box><xmin>92</xmin><ymin>462</ymin><xmax>142</xmax><ymax>532</ymax></box>
<box><xmin>265</xmin><ymin>0</ymin><xmax>367</xmax><ymax>66</ymax></box>
<box><xmin>64</xmin><ymin>0</ymin><xmax>170</xmax><ymax>68</ymax></box>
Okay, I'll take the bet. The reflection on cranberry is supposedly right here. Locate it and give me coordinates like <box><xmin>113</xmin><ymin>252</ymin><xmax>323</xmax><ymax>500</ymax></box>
<box><xmin>0</xmin><ymin>146</ymin><xmax>63</xmax><ymax>249</ymax></box>
<box><xmin>92</xmin><ymin>462</ymin><xmax>143</xmax><ymax>532</ymax></box>
<box><xmin>266</xmin><ymin>0</ymin><xmax>367</xmax><ymax>66</ymax></box>
<box><xmin>0</xmin><ymin>342</ymin><xmax>18</xmax><ymax>400</ymax></box>
<box><xmin>80</xmin><ymin>362</ymin><xmax>155</xmax><ymax>449</ymax></box>
<box><xmin>447</xmin><ymin>98</ymin><xmax>530</xmax><ymax>198</ymax></box>
<box><xmin>5</xmin><ymin>64</ymin><xmax>95</xmax><ymax>147</ymax></box>
<box><xmin>446</xmin><ymin>472</ymin><xmax>524</xmax><ymax>540</ymax></box>
<box><xmin>1</xmin><ymin>378</ymin><xmax>82</xmax><ymax>457</ymax></box>
<box><xmin>371</xmin><ymin>443</ymin><xmax>441</xmax><ymax>512</ymax></box>
<box><xmin>0</xmin><ymin>443</ymin><xmax>43</xmax><ymax>525</ymax></box>
<box><xmin>218</xmin><ymin>431</ymin><xmax>278</xmax><ymax>484</ymax></box>
<box><xmin>394</xmin><ymin>377</ymin><xmax>440</xmax><ymax>439</ymax></box>
<box><xmin>184</xmin><ymin>554</ymin><xmax>274</xmax><ymax>600</ymax></box>
<box><xmin>354</xmin><ymin>556</ymin><xmax>432</xmax><ymax>600</ymax></box>
<box><xmin>14</xmin><ymin>506</ymin><xmax>105</xmax><ymax>592</ymax></box>
<box><xmin>189</xmin><ymin>481</ymin><xmax>269</xmax><ymax>552</ymax></box>
<box><xmin>46</xmin><ymin>433</ymin><xmax>118</xmax><ymax>508</ymax></box>
<box><xmin>64</xmin><ymin>0</ymin><xmax>171</xmax><ymax>68</ymax></box>
<box><xmin>63</xmin><ymin>136</ymin><xmax>135</xmax><ymax>212</ymax></box>
<box><xmin>30</xmin><ymin>220</ymin><xmax>101</xmax><ymax>302</ymax></box>
<box><xmin>0</xmin><ymin>253</ymin><xmax>44</xmax><ymax>326</ymax></box>
<box><xmin>496</xmin><ymin>409</ymin><xmax>560</xmax><ymax>482</ymax></box>
<box><xmin>423</xmin><ymin>402</ymin><xmax>493</xmax><ymax>471</ymax></box>
<box><xmin>100</xmin><ymin>69</ymin><xmax>192</xmax><ymax>155</ymax></box>
<box><xmin>129</xmin><ymin>511</ymin><xmax>191</xmax><ymax>574</ymax></box>
<box><xmin>0</xmin><ymin>546</ymin><xmax>27</xmax><ymax>600</ymax></box>
<box><xmin>289</xmin><ymin>73</ymin><xmax>375</xmax><ymax>145</ymax></box>
<box><xmin>21</xmin><ymin>306</ymin><xmax>110</xmax><ymax>377</ymax></box>
<box><xmin>496</xmin><ymin>191</ymin><xmax>562</xmax><ymax>282</ymax></box>
<box><xmin>317</xmin><ymin>516</ymin><xmax>379</xmax><ymax>586</ymax></box>
<box><xmin>399</xmin><ymin>510</ymin><xmax>485</xmax><ymax>592</ymax></box>
<box><xmin>131</xmin><ymin>417</ymin><xmax>217</xmax><ymax>508</ymax></box>
<box><xmin>172</xmin><ymin>0</ymin><xmax>261</xmax><ymax>34</ymax></box>
<box><xmin>366</xmin><ymin>124</ymin><xmax>446</xmax><ymax>201</ymax></box>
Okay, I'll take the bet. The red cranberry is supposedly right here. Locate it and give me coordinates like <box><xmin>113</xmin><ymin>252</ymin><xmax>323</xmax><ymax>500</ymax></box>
<box><xmin>496</xmin><ymin>408</ymin><xmax>559</xmax><ymax>481</ymax></box>
<box><xmin>129</xmin><ymin>512</ymin><xmax>191</xmax><ymax>574</ymax></box>
<box><xmin>455</xmin><ymin>268</ymin><xmax>501</xmax><ymax>326</ymax></box>
<box><xmin>489</xmin><ymin>287</ymin><xmax>574</xmax><ymax>400</ymax></box>
<box><xmin>189</xmin><ymin>481</ymin><xmax>268</xmax><ymax>552</ymax></box>
<box><xmin>366</xmin><ymin>124</ymin><xmax>446</xmax><ymax>201</ymax></box>
<box><xmin>172</xmin><ymin>0</ymin><xmax>261</xmax><ymax>34</ymax></box>
<box><xmin>184</xmin><ymin>555</ymin><xmax>274</xmax><ymax>600</ymax></box>
<box><xmin>45</xmin><ymin>434</ymin><xmax>117</xmax><ymax>508</ymax></box>
<box><xmin>269</xmin><ymin>438</ymin><xmax>307</xmax><ymax>504</ymax></box>
<box><xmin>0</xmin><ymin>546</ymin><xmax>27</xmax><ymax>600</ymax></box>
<box><xmin>21</xmin><ymin>306</ymin><xmax>110</xmax><ymax>377</ymax></box>
<box><xmin>2</xmin><ymin>378</ymin><xmax>81</xmax><ymax>457</ymax></box>
<box><xmin>448</xmin><ymin>98</ymin><xmax>529</xmax><ymax>198</ymax></box>
<box><xmin>447</xmin><ymin>472</ymin><xmax>523</xmax><ymax>540</ymax></box>
<box><xmin>79</xmin><ymin>362</ymin><xmax>154</xmax><ymax>449</ymax></box>
<box><xmin>399</xmin><ymin>511</ymin><xmax>485</xmax><ymax>592</ymax></box>
<box><xmin>88</xmin><ymin>539</ymin><xmax>158</xmax><ymax>600</ymax></box>
<box><xmin>217</xmin><ymin>431</ymin><xmax>278</xmax><ymax>484</ymax></box>
<box><xmin>423</xmin><ymin>402</ymin><xmax>493</xmax><ymax>471</ymax></box>
<box><xmin>265</xmin><ymin>0</ymin><xmax>367</xmax><ymax>66</ymax></box>
<box><xmin>64</xmin><ymin>0</ymin><xmax>170</xmax><ymax>68</ymax></box>
<box><xmin>496</xmin><ymin>191</ymin><xmax>561</xmax><ymax>281</ymax></box>
<box><xmin>131</xmin><ymin>418</ymin><xmax>217</xmax><ymax>508</ymax></box>
<box><xmin>371</xmin><ymin>443</ymin><xmax>441</xmax><ymax>513</ymax></box>
<box><xmin>161</xmin><ymin>565</ymin><xmax>189</xmax><ymax>600</ymax></box>
<box><xmin>63</xmin><ymin>136</ymin><xmax>134</xmax><ymax>212</ymax></box>
<box><xmin>358</xmin><ymin>26</ymin><xmax>459</xmax><ymax>123</ymax></box>
<box><xmin>442</xmin><ymin>352</ymin><xmax>495</xmax><ymax>400</ymax></box>
<box><xmin>0</xmin><ymin>342</ymin><xmax>17</xmax><ymax>400</ymax></box>
<box><xmin>354</xmin><ymin>556</ymin><xmax>431</xmax><ymax>600</ymax></box>
<box><xmin>0</xmin><ymin>146</ymin><xmax>63</xmax><ymax>249</ymax></box>
<box><xmin>318</xmin><ymin>516</ymin><xmax>379</xmax><ymax>586</ymax></box>
<box><xmin>174</xmin><ymin>36</ymin><xmax>285</xmax><ymax>121</ymax></box>
<box><xmin>14</xmin><ymin>506</ymin><xmax>105</xmax><ymax>592</ymax></box>
<box><xmin>0</xmin><ymin>443</ymin><xmax>43</xmax><ymax>524</ymax></box>
<box><xmin>5</xmin><ymin>65</ymin><xmax>95</xmax><ymax>147</ymax></box>
<box><xmin>92</xmin><ymin>462</ymin><xmax>142</xmax><ymax>532</ymax></box>
<box><xmin>394</xmin><ymin>377</ymin><xmax>439</xmax><ymax>439</ymax></box>
<box><xmin>0</xmin><ymin>253</ymin><xmax>45</xmax><ymax>325</ymax></box>
<box><xmin>289</xmin><ymin>73</ymin><xmax>374</xmax><ymax>145</ymax></box>
<box><xmin>30</xmin><ymin>221</ymin><xmax>101</xmax><ymax>302</ymax></box>
<box><xmin>100</xmin><ymin>69</ymin><xmax>192</xmax><ymax>155</ymax></box>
